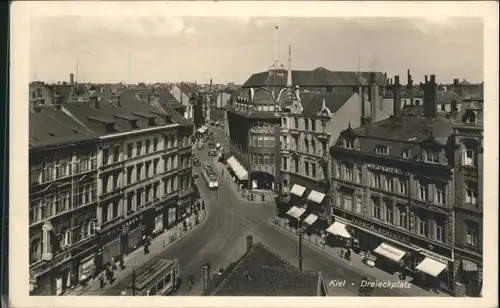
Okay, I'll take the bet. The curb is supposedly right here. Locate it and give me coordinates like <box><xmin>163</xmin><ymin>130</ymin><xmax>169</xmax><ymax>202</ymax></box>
<box><xmin>268</xmin><ymin>217</ymin><xmax>411</xmax><ymax>297</ymax></box>
<box><xmin>71</xmin><ymin>212</ymin><xmax>209</xmax><ymax>296</ymax></box>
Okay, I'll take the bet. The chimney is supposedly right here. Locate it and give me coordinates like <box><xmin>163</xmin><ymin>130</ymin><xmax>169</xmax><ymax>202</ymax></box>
<box><xmin>147</xmin><ymin>93</ymin><xmax>151</xmax><ymax>105</ymax></box>
<box><xmin>246</xmin><ymin>235</ymin><xmax>253</xmax><ymax>251</ymax></box>
<box><xmin>52</xmin><ymin>93</ymin><xmax>62</xmax><ymax>109</ymax></box>
<box><xmin>423</xmin><ymin>74</ymin><xmax>438</xmax><ymax>118</ymax></box>
<box><xmin>453</xmin><ymin>78</ymin><xmax>459</xmax><ymax>85</ymax></box>
<box><xmin>425</xmin><ymin>75</ymin><xmax>428</xmax><ymax>83</ymax></box>
<box><xmin>203</xmin><ymin>262</ymin><xmax>211</xmax><ymax>293</ymax></box>
<box><xmin>407</xmin><ymin>70</ymin><xmax>414</xmax><ymax>105</ymax></box>
<box><xmin>368</xmin><ymin>73</ymin><xmax>379</xmax><ymax>122</ymax></box>
<box><xmin>113</xmin><ymin>92</ymin><xmax>121</xmax><ymax>107</ymax></box>
<box><xmin>90</xmin><ymin>95</ymin><xmax>99</xmax><ymax>108</ymax></box>
<box><xmin>70</xmin><ymin>73</ymin><xmax>74</xmax><ymax>85</ymax></box>
<box><xmin>209</xmin><ymin>79</ymin><xmax>213</xmax><ymax>92</ymax></box>
<box><xmin>393</xmin><ymin>75</ymin><xmax>402</xmax><ymax>117</ymax></box>
<box><xmin>360</xmin><ymin>86</ymin><xmax>371</xmax><ymax>126</ymax></box>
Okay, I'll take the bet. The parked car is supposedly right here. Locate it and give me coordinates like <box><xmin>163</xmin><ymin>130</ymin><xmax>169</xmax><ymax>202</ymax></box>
<box><xmin>193</xmin><ymin>157</ymin><xmax>201</xmax><ymax>166</ymax></box>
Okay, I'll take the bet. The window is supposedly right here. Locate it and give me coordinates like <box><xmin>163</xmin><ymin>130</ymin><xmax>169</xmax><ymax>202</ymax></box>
<box><xmin>282</xmin><ymin>157</ymin><xmax>288</xmax><ymax>170</ymax></box>
<box><xmin>112</xmin><ymin>174</ymin><xmax>119</xmax><ymax>190</ymax></box>
<box><xmin>136</xmin><ymin>164</ymin><xmax>143</xmax><ymax>181</ymax></box>
<box><xmin>418</xmin><ymin>216</ymin><xmax>427</xmax><ymax>236</ymax></box>
<box><xmin>145</xmin><ymin>186</ymin><xmax>151</xmax><ymax>203</ymax></box>
<box><xmin>282</xmin><ymin>118</ymin><xmax>288</xmax><ymax>127</ymax></box>
<box><xmin>344</xmin><ymin>192</ymin><xmax>353</xmax><ymax>211</ymax></box>
<box><xmin>311</xmin><ymin>163</ymin><xmax>316</xmax><ymax>178</ymax></box>
<box><xmin>136</xmin><ymin>141</ymin><xmax>143</xmax><ymax>156</ymax></box>
<box><xmin>356</xmin><ymin>166</ymin><xmax>362</xmax><ymax>183</ymax></box>
<box><xmin>461</xmin><ymin>149</ymin><xmax>475</xmax><ymax>166</ymax></box>
<box><xmin>311</xmin><ymin>120</ymin><xmax>316</xmax><ymax>131</ymax></box>
<box><xmin>321</xmin><ymin>141</ymin><xmax>327</xmax><ymax>157</ymax></box>
<box><xmin>311</xmin><ymin>139</ymin><xmax>316</xmax><ymax>154</ymax></box>
<box><xmin>355</xmin><ymin>195</ymin><xmax>362</xmax><ymax>213</ymax></box>
<box><xmin>401</xmin><ymin>149</ymin><xmax>410</xmax><ymax>159</ymax></box>
<box><xmin>153</xmin><ymin>137</ymin><xmax>159</xmax><ymax>152</ymax></box>
<box><xmin>465</xmin><ymin>185</ymin><xmax>478</xmax><ymax>204</ymax></box>
<box><xmin>102</xmin><ymin>204</ymin><xmax>109</xmax><ymax>222</ymax></box>
<box><xmin>127</xmin><ymin>143</ymin><xmax>133</xmax><ymax>158</ymax></box>
<box><xmin>399</xmin><ymin>179</ymin><xmax>407</xmax><ymax>195</ymax></box>
<box><xmin>344</xmin><ymin>139</ymin><xmax>354</xmax><ymax>149</ymax></box>
<box><xmin>419</xmin><ymin>182</ymin><xmax>429</xmax><ymax>201</ymax></box>
<box><xmin>294</xmin><ymin>117</ymin><xmax>299</xmax><ymax>129</ymax></box>
<box><xmin>256</xmin><ymin>154</ymin><xmax>263</xmax><ymax>165</ymax></box>
<box><xmin>257</xmin><ymin>136</ymin><xmax>264</xmax><ymax>147</ymax></box>
<box><xmin>292</xmin><ymin>136</ymin><xmax>299</xmax><ymax>150</ymax></box>
<box><xmin>375</xmin><ymin>145</ymin><xmax>389</xmax><ymax>155</ymax></box>
<box><xmin>385</xmin><ymin>204</ymin><xmax>393</xmax><ymax>224</ymax></box>
<box><xmin>335</xmin><ymin>163</ymin><xmax>341</xmax><ymax>178</ymax></box>
<box><xmin>153</xmin><ymin>160</ymin><xmax>159</xmax><ymax>176</ymax></box>
<box><xmin>294</xmin><ymin>159</ymin><xmax>299</xmax><ymax>173</ymax></box>
<box><xmin>335</xmin><ymin>190</ymin><xmax>341</xmax><ymax>208</ymax></box>
<box><xmin>304</xmin><ymin>139</ymin><xmax>309</xmax><ymax>153</ymax></box>
<box><xmin>424</xmin><ymin>150</ymin><xmax>439</xmax><ymax>163</ymax></box>
<box><xmin>344</xmin><ymin>165</ymin><xmax>353</xmax><ymax>181</ymax></box>
<box><xmin>127</xmin><ymin>194</ymin><xmax>134</xmax><ymax>212</ymax></box>
<box><xmin>136</xmin><ymin>191</ymin><xmax>142</xmax><ymax>208</ymax></box>
<box><xmin>113</xmin><ymin>146</ymin><xmax>120</xmax><ymax>163</ymax></box>
<box><xmin>440</xmin><ymin>104</ymin><xmax>446</xmax><ymax>111</ymax></box>
<box><xmin>385</xmin><ymin>177</ymin><xmax>393</xmax><ymax>192</ymax></box>
<box><xmin>321</xmin><ymin>120</ymin><xmax>327</xmax><ymax>132</ymax></box>
<box><xmin>170</xmin><ymin>178</ymin><xmax>175</xmax><ymax>192</ymax></box>
<box><xmin>263</xmin><ymin>155</ymin><xmax>269</xmax><ymax>165</ymax></box>
<box><xmin>252</xmin><ymin>135</ymin><xmax>258</xmax><ymax>146</ymax></box>
<box><xmin>304</xmin><ymin>118</ymin><xmax>309</xmax><ymax>130</ymax></box>
<box><xmin>102</xmin><ymin>148</ymin><xmax>110</xmax><ymax>165</ymax></box>
<box><xmin>252</xmin><ymin>154</ymin><xmax>257</xmax><ymax>164</ymax></box>
<box><xmin>102</xmin><ymin>176</ymin><xmax>109</xmax><ymax>194</ymax></box>
<box><xmin>145</xmin><ymin>161</ymin><xmax>151</xmax><ymax>178</ymax></box>
<box><xmin>398</xmin><ymin>206</ymin><xmax>407</xmax><ymax>228</ymax></box>
<box><xmin>435</xmin><ymin>185</ymin><xmax>446</xmax><ymax>205</ymax></box>
<box><xmin>372</xmin><ymin>173</ymin><xmax>381</xmax><ymax>188</ymax></box>
<box><xmin>465</xmin><ymin>222</ymin><xmax>479</xmax><ymax>246</ymax></box>
<box><xmin>304</xmin><ymin>162</ymin><xmax>309</xmax><ymax>176</ymax></box>
<box><xmin>435</xmin><ymin>219</ymin><xmax>445</xmax><ymax>242</ymax></box>
<box><xmin>145</xmin><ymin>139</ymin><xmax>151</xmax><ymax>154</ymax></box>
<box><xmin>113</xmin><ymin>202</ymin><xmax>119</xmax><ymax>218</ymax></box>
<box><xmin>373</xmin><ymin>200</ymin><xmax>381</xmax><ymax>219</ymax></box>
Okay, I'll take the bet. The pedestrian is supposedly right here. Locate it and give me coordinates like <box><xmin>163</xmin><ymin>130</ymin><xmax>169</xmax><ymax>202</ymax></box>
<box><xmin>345</xmin><ymin>248</ymin><xmax>352</xmax><ymax>264</ymax></box>
<box><xmin>144</xmin><ymin>243</ymin><xmax>150</xmax><ymax>254</ymax></box>
<box><xmin>98</xmin><ymin>271</ymin><xmax>105</xmax><ymax>289</ymax></box>
<box><xmin>109</xmin><ymin>267</ymin><xmax>115</xmax><ymax>284</ymax></box>
<box><xmin>105</xmin><ymin>267</ymin><xmax>112</xmax><ymax>281</ymax></box>
<box><xmin>119</xmin><ymin>254</ymin><xmax>125</xmax><ymax>270</ymax></box>
<box><xmin>110</xmin><ymin>257</ymin><xmax>117</xmax><ymax>271</ymax></box>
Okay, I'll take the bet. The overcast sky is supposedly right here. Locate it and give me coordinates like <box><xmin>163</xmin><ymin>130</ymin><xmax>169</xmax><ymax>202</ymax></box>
<box><xmin>29</xmin><ymin>14</ymin><xmax>484</xmax><ymax>85</ymax></box>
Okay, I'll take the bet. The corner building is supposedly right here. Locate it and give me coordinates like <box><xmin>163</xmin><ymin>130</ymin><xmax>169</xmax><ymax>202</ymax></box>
<box><xmin>329</xmin><ymin>75</ymin><xmax>462</xmax><ymax>295</ymax></box>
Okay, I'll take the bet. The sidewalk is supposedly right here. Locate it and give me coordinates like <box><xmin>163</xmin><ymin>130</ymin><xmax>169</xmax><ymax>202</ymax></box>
<box><xmin>269</xmin><ymin>215</ymin><xmax>450</xmax><ymax>297</ymax></box>
<box><xmin>64</xmin><ymin>210</ymin><xmax>207</xmax><ymax>296</ymax></box>
<box><xmin>211</xmin><ymin>158</ymin><xmax>276</xmax><ymax>203</ymax></box>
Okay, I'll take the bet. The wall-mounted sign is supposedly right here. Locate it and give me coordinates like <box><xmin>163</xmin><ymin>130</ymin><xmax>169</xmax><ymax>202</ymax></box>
<box><xmin>351</xmin><ymin>218</ymin><xmax>411</xmax><ymax>244</ymax></box>
<box><xmin>367</xmin><ymin>164</ymin><xmax>409</xmax><ymax>176</ymax></box>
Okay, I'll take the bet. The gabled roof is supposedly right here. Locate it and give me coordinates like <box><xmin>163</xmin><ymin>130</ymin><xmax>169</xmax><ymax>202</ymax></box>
<box><xmin>29</xmin><ymin>106</ymin><xmax>96</xmax><ymax>149</ymax></box>
<box><xmin>243</xmin><ymin>68</ymin><xmax>386</xmax><ymax>88</ymax></box>
<box><xmin>207</xmin><ymin>242</ymin><xmax>323</xmax><ymax>296</ymax></box>
<box><xmin>302</xmin><ymin>92</ymin><xmax>355</xmax><ymax>117</ymax></box>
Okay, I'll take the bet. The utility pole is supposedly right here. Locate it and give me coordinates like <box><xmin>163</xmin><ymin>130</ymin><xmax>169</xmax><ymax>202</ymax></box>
<box><xmin>132</xmin><ymin>268</ymin><xmax>136</xmax><ymax>296</ymax></box>
<box><xmin>298</xmin><ymin>216</ymin><xmax>303</xmax><ymax>270</ymax></box>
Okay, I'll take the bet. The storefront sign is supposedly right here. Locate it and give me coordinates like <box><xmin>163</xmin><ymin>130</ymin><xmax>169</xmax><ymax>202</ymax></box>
<box><xmin>413</xmin><ymin>247</ymin><xmax>452</xmax><ymax>263</ymax></box>
<box><xmin>351</xmin><ymin>218</ymin><xmax>411</xmax><ymax>244</ymax></box>
<box><xmin>367</xmin><ymin>164</ymin><xmax>408</xmax><ymax>176</ymax></box>
<box><xmin>79</xmin><ymin>256</ymin><xmax>96</xmax><ymax>282</ymax></box>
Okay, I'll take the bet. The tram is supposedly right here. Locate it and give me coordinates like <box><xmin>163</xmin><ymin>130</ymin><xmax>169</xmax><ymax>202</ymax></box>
<box><xmin>119</xmin><ymin>259</ymin><xmax>180</xmax><ymax>296</ymax></box>
<box><xmin>202</xmin><ymin>163</ymin><xmax>219</xmax><ymax>189</ymax></box>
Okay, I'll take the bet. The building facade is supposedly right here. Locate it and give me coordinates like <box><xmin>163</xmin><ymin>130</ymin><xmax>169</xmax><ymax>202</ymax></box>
<box><xmin>451</xmin><ymin>97</ymin><xmax>483</xmax><ymax>297</ymax></box>
<box><xmin>329</xmin><ymin>75</ymin><xmax>462</xmax><ymax>295</ymax></box>
<box><xmin>170</xmin><ymin>83</ymin><xmax>196</xmax><ymax>120</ymax></box>
<box><xmin>29</xmin><ymin>89</ymin><xmax>194</xmax><ymax>295</ymax></box>
<box><xmin>29</xmin><ymin>105</ymin><xmax>99</xmax><ymax>296</ymax></box>
<box><xmin>225</xmin><ymin>45</ymin><xmax>387</xmax><ymax>194</ymax></box>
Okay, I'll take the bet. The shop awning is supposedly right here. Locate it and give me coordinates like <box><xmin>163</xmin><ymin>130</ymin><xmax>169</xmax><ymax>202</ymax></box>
<box><xmin>304</xmin><ymin>214</ymin><xmax>318</xmax><ymax>225</ymax></box>
<box><xmin>226</xmin><ymin>156</ymin><xmax>248</xmax><ymax>180</ymax></box>
<box><xmin>286</xmin><ymin>206</ymin><xmax>306</xmax><ymax>219</ymax></box>
<box><xmin>462</xmin><ymin>259</ymin><xmax>478</xmax><ymax>272</ymax></box>
<box><xmin>290</xmin><ymin>184</ymin><xmax>306</xmax><ymax>197</ymax></box>
<box><xmin>326</xmin><ymin>222</ymin><xmax>352</xmax><ymax>238</ymax></box>
<box><xmin>307</xmin><ymin>190</ymin><xmax>325</xmax><ymax>204</ymax></box>
<box><xmin>373</xmin><ymin>243</ymin><xmax>407</xmax><ymax>263</ymax></box>
<box><xmin>416</xmin><ymin>257</ymin><xmax>448</xmax><ymax>277</ymax></box>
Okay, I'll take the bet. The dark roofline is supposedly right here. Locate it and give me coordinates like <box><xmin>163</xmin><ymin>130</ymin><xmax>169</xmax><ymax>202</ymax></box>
<box><xmin>29</xmin><ymin>137</ymin><xmax>97</xmax><ymax>152</ymax></box>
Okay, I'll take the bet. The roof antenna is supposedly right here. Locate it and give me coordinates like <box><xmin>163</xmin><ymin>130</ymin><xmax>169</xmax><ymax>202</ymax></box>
<box><xmin>275</xmin><ymin>25</ymin><xmax>280</xmax><ymax>63</ymax></box>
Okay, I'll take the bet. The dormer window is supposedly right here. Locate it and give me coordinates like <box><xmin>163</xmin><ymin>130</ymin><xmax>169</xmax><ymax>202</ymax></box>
<box><xmin>375</xmin><ymin>145</ymin><xmax>389</xmax><ymax>155</ymax></box>
<box><xmin>424</xmin><ymin>149</ymin><xmax>439</xmax><ymax>163</ymax></box>
<box><xmin>462</xmin><ymin>109</ymin><xmax>477</xmax><ymax>124</ymax></box>
<box><xmin>344</xmin><ymin>139</ymin><xmax>355</xmax><ymax>149</ymax></box>
<box><xmin>461</xmin><ymin>149</ymin><xmax>475</xmax><ymax>166</ymax></box>
<box><xmin>401</xmin><ymin>149</ymin><xmax>410</xmax><ymax>159</ymax></box>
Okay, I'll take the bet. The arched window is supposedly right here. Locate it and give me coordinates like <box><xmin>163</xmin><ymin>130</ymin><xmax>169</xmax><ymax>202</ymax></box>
<box><xmin>304</xmin><ymin>139</ymin><xmax>309</xmax><ymax>153</ymax></box>
<box><xmin>264</xmin><ymin>155</ymin><xmax>269</xmax><ymax>165</ymax></box>
<box><xmin>30</xmin><ymin>238</ymin><xmax>41</xmax><ymax>264</ymax></box>
<box><xmin>461</xmin><ymin>140</ymin><xmax>479</xmax><ymax>167</ymax></box>
<box><xmin>311</xmin><ymin>139</ymin><xmax>316</xmax><ymax>154</ymax></box>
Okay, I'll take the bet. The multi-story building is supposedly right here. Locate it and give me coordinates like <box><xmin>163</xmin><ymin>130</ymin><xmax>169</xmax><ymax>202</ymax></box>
<box><xmin>170</xmin><ymin>83</ymin><xmax>196</xmax><ymax>120</ymax></box>
<box><xmin>29</xmin><ymin>88</ymin><xmax>195</xmax><ymax>295</ymax></box>
<box><xmin>224</xmin><ymin>44</ymin><xmax>387</xmax><ymax>196</ymax></box>
<box><xmin>329</xmin><ymin>74</ymin><xmax>461</xmax><ymax>295</ymax></box>
<box><xmin>29</xmin><ymin>103</ymin><xmax>99</xmax><ymax>295</ymax></box>
<box><xmin>451</xmin><ymin>95</ymin><xmax>483</xmax><ymax>297</ymax></box>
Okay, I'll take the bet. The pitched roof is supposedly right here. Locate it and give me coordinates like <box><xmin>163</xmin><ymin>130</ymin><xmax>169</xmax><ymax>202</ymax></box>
<box><xmin>243</xmin><ymin>68</ymin><xmax>386</xmax><ymax>88</ymax></box>
<box><xmin>207</xmin><ymin>243</ymin><xmax>322</xmax><ymax>296</ymax></box>
<box><xmin>302</xmin><ymin>92</ymin><xmax>355</xmax><ymax>117</ymax></box>
<box><xmin>29</xmin><ymin>106</ymin><xmax>96</xmax><ymax>149</ymax></box>
<box><xmin>63</xmin><ymin>94</ymin><xmax>175</xmax><ymax>137</ymax></box>
<box><xmin>340</xmin><ymin>115</ymin><xmax>454</xmax><ymax>161</ymax></box>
